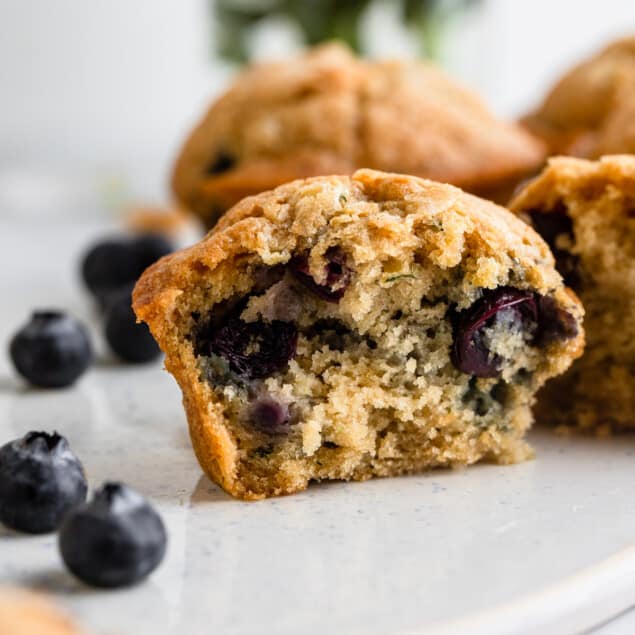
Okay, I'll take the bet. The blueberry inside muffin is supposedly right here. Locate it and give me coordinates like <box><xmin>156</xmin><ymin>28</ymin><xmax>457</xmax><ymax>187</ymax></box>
<box><xmin>134</xmin><ymin>169</ymin><xmax>583</xmax><ymax>499</ymax></box>
<box><xmin>511</xmin><ymin>154</ymin><xmax>635</xmax><ymax>431</ymax></box>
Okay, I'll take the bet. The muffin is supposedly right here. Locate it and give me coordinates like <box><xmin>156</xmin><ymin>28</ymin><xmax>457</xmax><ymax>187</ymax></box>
<box><xmin>523</xmin><ymin>36</ymin><xmax>635</xmax><ymax>158</ymax></box>
<box><xmin>134</xmin><ymin>169</ymin><xmax>583</xmax><ymax>499</ymax></box>
<box><xmin>0</xmin><ymin>588</ymin><xmax>85</xmax><ymax>635</ymax></box>
<box><xmin>173</xmin><ymin>43</ymin><xmax>546</xmax><ymax>227</ymax></box>
<box><xmin>510</xmin><ymin>155</ymin><xmax>635</xmax><ymax>430</ymax></box>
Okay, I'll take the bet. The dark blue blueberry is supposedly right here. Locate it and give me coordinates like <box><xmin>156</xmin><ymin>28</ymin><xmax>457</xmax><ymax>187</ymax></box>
<box><xmin>450</xmin><ymin>288</ymin><xmax>537</xmax><ymax>378</ymax></box>
<box><xmin>248</xmin><ymin>397</ymin><xmax>291</xmax><ymax>435</ymax></box>
<box><xmin>289</xmin><ymin>247</ymin><xmax>351</xmax><ymax>302</ymax></box>
<box><xmin>0</xmin><ymin>432</ymin><xmax>87</xmax><ymax>534</ymax></box>
<box><xmin>81</xmin><ymin>240</ymin><xmax>140</xmax><ymax>300</ymax></box>
<box><xmin>105</xmin><ymin>292</ymin><xmax>161</xmax><ymax>364</ymax></box>
<box><xmin>10</xmin><ymin>311</ymin><xmax>93</xmax><ymax>388</ymax></box>
<box><xmin>529</xmin><ymin>208</ymin><xmax>581</xmax><ymax>290</ymax></box>
<box><xmin>59</xmin><ymin>482</ymin><xmax>167</xmax><ymax>588</ymax></box>
<box><xmin>450</xmin><ymin>287</ymin><xmax>578</xmax><ymax>377</ymax></box>
<box><xmin>534</xmin><ymin>295</ymin><xmax>579</xmax><ymax>347</ymax></box>
<box><xmin>81</xmin><ymin>234</ymin><xmax>173</xmax><ymax>301</ymax></box>
<box><xmin>132</xmin><ymin>234</ymin><xmax>174</xmax><ymax>268</ymax></box>
<box><xmin>198</xmin><ymin>311</ymin><xmax>297</xmax><ymax>380</ymax></box>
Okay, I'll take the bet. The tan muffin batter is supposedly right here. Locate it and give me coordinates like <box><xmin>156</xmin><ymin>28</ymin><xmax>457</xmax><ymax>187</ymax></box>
<box><xmin>523</xmin><ymin>36</ymin><xmax>635</xmax><ymax>158</ymax></box>
<box><xmin>173</xmin><ymin>43</ymin><xmax>546</xmax><ymax>227</ymax></box>
<box><xmin>0</xmin><ymin>588</ymin><xmax>85</xmax><ymax>635</ymax></box>
<box><xmin>134</xmin><ymin>170</ymin><xmax>583</xmax><ymax>499</ymax></box>
<box><xmin>511</xmin><ymin>155</ymin><xmax>635</xmax><ymax>431</ymax></box>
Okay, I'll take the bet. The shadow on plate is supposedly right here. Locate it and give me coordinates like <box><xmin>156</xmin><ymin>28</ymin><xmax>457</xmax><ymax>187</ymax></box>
<box><xmin>190</xmin><ymin>475</ymin><xmax>236</xmax><ymax>505</ymax></box>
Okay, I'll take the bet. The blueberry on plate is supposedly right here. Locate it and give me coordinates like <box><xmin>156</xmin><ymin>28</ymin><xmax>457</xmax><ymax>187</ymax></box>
<box><xmin>0</xmin><ymin>431</ymin><xmax>87</xmax><ymax>534</ymax></box>
<box><xmin>9</xmin><ymin>311</ymin><xmax>93</xmax><ymax>388</ymax></box>
<box><xmin>132</xmin><ymin>234</ymin><xmax>174</xmax><ymax>267</ymax></box>
<box><xmin>81</xmin><ymin>233</ymin><xmax>173</xmax><ymax>302</ymax></box>
<box><xmin>104</xmin><ymin>293</ymin><xmax>161</xmax><ymax>363</ymax></box>
<box><xmin>59</xmin><ymin>482</ymin><xmax>167</xmax><ymax>588</ymax></box>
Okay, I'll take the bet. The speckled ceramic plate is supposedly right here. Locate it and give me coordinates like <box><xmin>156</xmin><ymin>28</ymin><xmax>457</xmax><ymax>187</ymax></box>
<box><xmin>2</xmin><ymin>221</ymin><xmax>635</xmax><ymax>635</ymax></box>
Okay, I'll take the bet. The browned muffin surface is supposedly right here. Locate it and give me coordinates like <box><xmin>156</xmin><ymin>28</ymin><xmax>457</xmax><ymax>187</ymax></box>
<box><xmin>523</xmin><ymin>37</ymin><xmax>635</xmax><ymax>158</ymax></box>
<box><xmin>173</xmin><ymin>44</ymin><xmax>546</xmax><ymax>227</ymax></box>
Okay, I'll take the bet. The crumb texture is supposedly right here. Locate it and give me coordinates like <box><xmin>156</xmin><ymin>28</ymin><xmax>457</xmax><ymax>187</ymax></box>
<box><xmin>135</xmin><ymin>169</ymin><xmax>583</xmax><ymax>499</ymax></box>
<box><xmin>510</xmin><ymin>155</ymin><xmax>635</xmax><ymax>430</ymax></box>
<box><xmin>172</xmin><ymin>43</ymin><xmax>545</xmax><ymax>226</ymax></box>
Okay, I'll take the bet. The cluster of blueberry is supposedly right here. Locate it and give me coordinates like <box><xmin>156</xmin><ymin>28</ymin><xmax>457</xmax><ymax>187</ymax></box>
<box><xmin>0</xmin><ymin>431</ymin><xmax>166</xmax><ymax>587</ymax></box>
<box><xmin>3</xmin><ymin>233</ymin><xmax>173</xmax><ymax>588</ymax></box>
<box><xmin>9</xmin><ymin>233</ymin><xmax>172</xmax><ymax>389</ymax></box>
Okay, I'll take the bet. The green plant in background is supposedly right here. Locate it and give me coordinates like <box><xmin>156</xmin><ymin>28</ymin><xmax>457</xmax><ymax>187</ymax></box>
<box><xmin>213</xmin><ymin>0</ymin><xmax>482</xmax><ymax>63</ymax></box>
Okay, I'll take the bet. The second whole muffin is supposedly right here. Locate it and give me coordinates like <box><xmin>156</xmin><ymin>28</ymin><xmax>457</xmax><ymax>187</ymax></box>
<box><xmin>173</xmin><ymin>44</ymin><xmax>546</xmax><ymax>227</ymax></box>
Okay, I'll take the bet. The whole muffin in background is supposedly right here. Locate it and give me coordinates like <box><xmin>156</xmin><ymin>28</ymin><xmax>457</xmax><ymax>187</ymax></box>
<box><xmin>510</xmin><ymin>155</ymin><xmax>635</xmax><ymax>432</ymax></box>
<box><xmin>135</xmin><ymin>169</ymin><xmax>583</xmax><ymax>500</ymax></box>
<box><xmin>173</xmin><ymin>43</ymin><xmax>546</xmax><ymax>228</ymax></box>
<box><xmin>523</xmin><ymin>36</ymin><xmax>635</xmax><ymax>158</ymax></box>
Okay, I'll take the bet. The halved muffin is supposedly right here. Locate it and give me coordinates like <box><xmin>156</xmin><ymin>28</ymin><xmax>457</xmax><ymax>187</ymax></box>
<box><xmin>134</xmin><ymin>170</ymin><xmax>583</xmax><ymax>499</ymax></box>
<box><xmin>173</xmin><ymin>43</ymin><xmax>546</xmax><ymax>227</ymax></box>
<box><xmin>511</xmin><ymin>155</ymin><xmax>635</xmax><ymax>431</ymax></box>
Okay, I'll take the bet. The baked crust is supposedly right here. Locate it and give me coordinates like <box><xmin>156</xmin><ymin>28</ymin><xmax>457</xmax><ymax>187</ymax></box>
<box><xmin>523</xmin><ymin>37</ymin><xmax>635</xmax><ymax>158</ymax></box>
<box><xmin>135</xmin><ymin>169</ymin><xmax>583</xmax><ymax>498</ymax></box>
<box><xmin>510</xmin><ymin>155</ymin><xmax>635</xmax><ymax>430</ymax></box>
<box><xmin>173</xmin><ymin>43</ymin><xmax>546</xmax><ymax>227</ymax></box>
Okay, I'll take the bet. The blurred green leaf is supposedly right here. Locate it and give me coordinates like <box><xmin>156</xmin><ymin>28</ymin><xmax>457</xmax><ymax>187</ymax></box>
<box><xmin>212</xmin><ymin>0</ymin><xmax>482</xmax><ymax>63</ymax></box>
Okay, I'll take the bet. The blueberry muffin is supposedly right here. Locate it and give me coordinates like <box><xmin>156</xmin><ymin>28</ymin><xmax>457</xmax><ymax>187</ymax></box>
<box><xmin>173</xmin><ymin>43</ymin><xmax>546</xmax><ymax>228</ymax></box>
<box><xmin>0</xmin><ymin>589</ymin><xmax>85</xmax><ymax>635</ymax></box>
<box><xmin>134</xmin><ymin>169</ymin><xmax>583</xmax><ymax>499</ymax></box>
<box><xmin>523</xmin><ymin>37</ymin><xmax>635</xmax><ymax>158</ymax></box>
<box><xmin>511</xmin><ymin>155</ymin><xmax>635</xmax><ymax>431</ymax></box>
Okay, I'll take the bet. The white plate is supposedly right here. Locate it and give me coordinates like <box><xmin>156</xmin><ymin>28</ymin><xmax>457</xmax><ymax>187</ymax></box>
<box><xmin>1</xmin><ymin>221</ymin><xmax>635</xmax><ymax>635</ymax></box>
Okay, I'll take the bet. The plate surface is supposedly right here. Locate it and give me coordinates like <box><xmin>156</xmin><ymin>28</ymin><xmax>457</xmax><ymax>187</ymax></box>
<box><xmin>1</xmin><ymin>221</ymin><xmax>634</xmax><ymax>635</ymax></box>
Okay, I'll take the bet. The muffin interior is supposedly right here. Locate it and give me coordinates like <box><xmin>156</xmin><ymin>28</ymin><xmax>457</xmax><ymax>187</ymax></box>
<box><xmin>523</xmin><ymin>175</ymin><xmax>635</xmax><ymax>429</ymax></box>
<box><xmin>172</xmin><ymin>244</ymin><xmax>578</xmax><ymax>496</ymax></box>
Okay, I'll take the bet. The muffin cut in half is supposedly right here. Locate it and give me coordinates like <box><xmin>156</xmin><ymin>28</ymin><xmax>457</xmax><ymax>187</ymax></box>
<box><xmin>173</xmin><ymin>43</ymin><xmax>546</xmax><ymax>227</ymax></box>
<box><xmin>510</xmin><ymin>155</ymin><xmax>635</xmax><ymax>431</ymax></box>
<box><xmin>523</xmin><ymin>36</ymin><xmax>635</xmax><ymax>158</ymax></box>
<box><xmin>134</xmin><ymin>170</ymin><xmax>583</xmax><ymax>499</ymax></box>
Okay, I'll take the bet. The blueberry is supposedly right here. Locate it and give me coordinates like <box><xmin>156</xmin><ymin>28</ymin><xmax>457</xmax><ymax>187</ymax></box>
<box><xmin>534</xmin><ymin>295</ymin><xmax>579</xmax><ymax>347</ymax></box>
<box><xmin>81</xmin><ymin>240</ymin><xmax>141</xmax><ymax>299</ymax></box>
<box><xmin>105</xmin><ymin>292</ymin><xmax>161</xmax><ymax>364</ymax></box>
<box><xmin>59</xmin><ymin>482</ymin><xmax>166</xmax><ymax>588</ymax></box>
<box><xmin>289</xmin><ymin>247</ymin><xmax>351</xmax><ymax>302</ymax></box>
<box><xmin>9</xmin><ymin>311</ymin><xmax>93</xmax><ymax>388</ymax></box>
<box><xmin>81</xmin><ymin>234</ymin><xmax>172</xmax><ymax>301</ymax></box>
<box><xmin>251</xmin><ymin>264</ymin><xmax>286</xmax><ymax>294</ymax></box>
<box><xmin>529</xmin><ymin>208</ymin><xmax>581</xmax><ymax>290</ymax></box>
<box><xmin>450</xmin><ymin>288</ymin><xmax>537</xmax><ymax>377</ymax></box>
<box><xmin>450</xmin><ymin>288</ymin><xmax>578</xmax><ymax>377</ymax></box>
<box><xmin>0</xmin><ymin>432</ymin><xmax>87</xmax><ymax>534</ymax></box>
<box><xmin>132</xmin><ymin>234</ymin><xmax>174</xmax><ymax>268</ymax></box>
<box><xmin>196</xmin><ymin>309</ymin><xmax>297</xmax><ymax>380</ymax></box>
<box><xmin>248</xmin><ymin>397</ymin><xmax>291</xmax><ymax>435</ymax></box>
